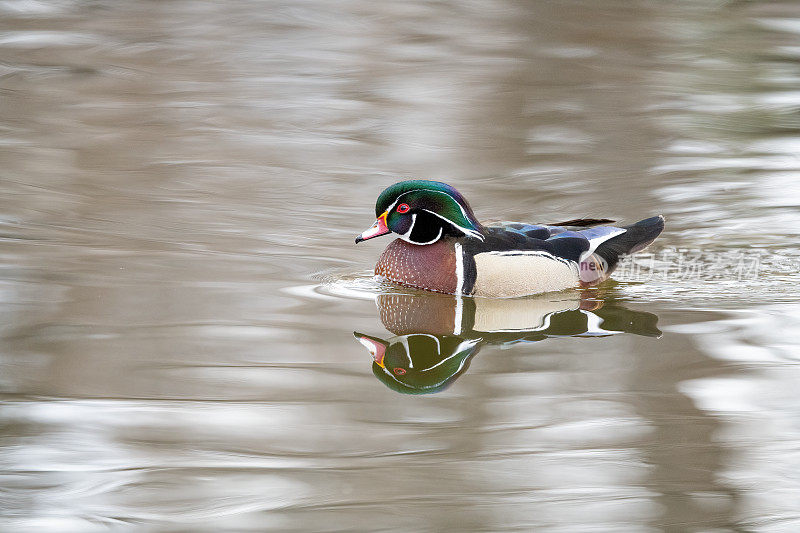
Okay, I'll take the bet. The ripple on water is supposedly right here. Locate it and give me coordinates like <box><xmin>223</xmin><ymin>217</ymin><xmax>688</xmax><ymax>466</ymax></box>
<box><xmin>285</xmin><ymin>271</ymin><xmax>427</xmax><ymax>302</ymax></box>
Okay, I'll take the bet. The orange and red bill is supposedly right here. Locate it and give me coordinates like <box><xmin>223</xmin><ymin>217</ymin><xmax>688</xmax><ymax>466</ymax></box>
<box><xmin>355</xmin><ymin>211</ymin><xmax>390</xmax><ymax>243</ymax></box>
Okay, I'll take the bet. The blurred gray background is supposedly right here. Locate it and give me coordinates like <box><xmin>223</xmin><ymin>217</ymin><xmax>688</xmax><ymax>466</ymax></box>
<box><xmin>2</xmin><ymin>1</ymin><xmax>800</xmax><ymax>531</ymax></box>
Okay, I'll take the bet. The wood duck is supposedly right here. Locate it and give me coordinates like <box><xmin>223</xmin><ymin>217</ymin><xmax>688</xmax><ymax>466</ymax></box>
<box><xmin>355</xmin><ymin>292</ymin><xmax>661</xmax><ymax>394</ymax></box>
<box><xmin>355</xmin><ymin>180</ymin><xmax>664</xmax><ymax>297</ymax></box>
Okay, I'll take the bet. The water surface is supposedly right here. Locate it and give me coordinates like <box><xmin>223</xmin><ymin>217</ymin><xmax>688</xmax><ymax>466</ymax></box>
<box><xmin>2</xmin><ymin>0</ymin><xmax>800</xmax><ymax>531</ymax></box>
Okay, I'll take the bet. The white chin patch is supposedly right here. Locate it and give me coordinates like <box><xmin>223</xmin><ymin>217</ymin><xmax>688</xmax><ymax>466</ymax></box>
<box><xmin>401</xmin><ymin>225</ymin><xmax>443</xmax><ymax>245</ymax></box>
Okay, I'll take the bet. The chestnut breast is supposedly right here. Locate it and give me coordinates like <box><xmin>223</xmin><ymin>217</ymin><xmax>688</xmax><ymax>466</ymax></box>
<box><xmin>375</xmin><ymin>238</ymin><xmax>457</xmax><ymax>294</ymax></box>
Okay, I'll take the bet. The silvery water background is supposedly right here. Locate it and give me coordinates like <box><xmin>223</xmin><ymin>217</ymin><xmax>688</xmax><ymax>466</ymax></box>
<box><xmin>2</xmin><ymin>0</ymin><xmax>800</xmax><ymax>531</ymax></box>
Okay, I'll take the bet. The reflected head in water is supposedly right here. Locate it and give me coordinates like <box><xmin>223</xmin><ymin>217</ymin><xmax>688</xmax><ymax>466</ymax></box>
<box><xmin>355</xmin><ymin>291</ymin><xmax>661</xmax><ymax>394</ymax></box>
<box><xmin>356</xmin><ymin>332</ymin><xmax>480</xmax><ymax>395</ymax></box>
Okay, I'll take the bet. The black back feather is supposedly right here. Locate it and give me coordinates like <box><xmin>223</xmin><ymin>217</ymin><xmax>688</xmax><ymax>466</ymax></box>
<box><xmin>463</xmin><ymin>227</ymin><xmax>590</xmax><ymax>263</ymax></box>
<box><xmin>547</xmin><ymin>217</ymin><xmax>616</xmax><ymax>227</ymax></box>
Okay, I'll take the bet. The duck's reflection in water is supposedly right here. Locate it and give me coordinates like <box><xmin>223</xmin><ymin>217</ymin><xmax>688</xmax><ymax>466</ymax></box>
<box><xmin>355</xmin><ymin>291</ymin><xmax>660</xmax><ymax>394</ymax></box>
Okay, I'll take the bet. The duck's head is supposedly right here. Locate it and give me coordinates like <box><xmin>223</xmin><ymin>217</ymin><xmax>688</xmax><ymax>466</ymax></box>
<box><xmin>355</xmin><ymin>180</ymin><xmax>484</xmax><ymax>245</ymax></box>
<box><xmin>354</xmin><ymin>331</ymin><xmax>481</xmax><ymax>394</ymax></box>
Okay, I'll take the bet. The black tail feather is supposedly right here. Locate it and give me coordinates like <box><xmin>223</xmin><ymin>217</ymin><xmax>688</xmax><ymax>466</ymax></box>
<box><xmin>594</xmin><ymin>215</ymin><xmax>665</xmax><ymax>274</ymax></box>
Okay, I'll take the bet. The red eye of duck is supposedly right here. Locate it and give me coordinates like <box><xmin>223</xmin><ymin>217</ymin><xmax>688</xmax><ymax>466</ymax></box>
<box><xmin>396</xmin><ymin>203</ymin><xmax>410</xmax><ymax>213</ymax></box>
<box><xmin>393</xmin><ymin>367</ymin><xmax>407</xmax><ymax>375</ymax></box>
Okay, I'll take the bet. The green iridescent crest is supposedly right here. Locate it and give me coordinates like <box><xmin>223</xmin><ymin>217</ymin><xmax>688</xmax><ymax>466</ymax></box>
<box><xmin>370</xmin><ymin>334</ymin><xmax>480</xmax><ymax>395</ymax></box>
<box><xmin>375</xmin><ymin>180</ymin><xmax>482</xmax><ymax>237</ymax></box>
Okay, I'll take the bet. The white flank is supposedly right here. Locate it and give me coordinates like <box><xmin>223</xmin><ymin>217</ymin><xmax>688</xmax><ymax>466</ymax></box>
<box><xmin>472</xmin><ymin>251</ymin><xmax>579</xmax><ymax>297</ymax></box>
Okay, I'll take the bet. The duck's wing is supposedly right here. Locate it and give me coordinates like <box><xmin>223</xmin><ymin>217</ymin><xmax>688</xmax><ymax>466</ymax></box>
<box><xmin>481</xmin><ymin>222</ymin><xmax>617</xmax><ymax>259</ymax></box>
<box><xmin>480</xmin><ymin>217</ymin><xmax>663</xmax><ymax>266</ymax></box>
<box><xmin>482</xmin><ymin>221</ymin><xmax>570</xmax><ymax>240</ymax></box>
<box><xmin>483</xmin><ymin>220</ymin><xmax>618</xmax><ymax>238</ymax></box>
<box><xmin>476</xmin><ymin>223</ymin><xmax>591</xmax><ymax>263</ymax></box>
